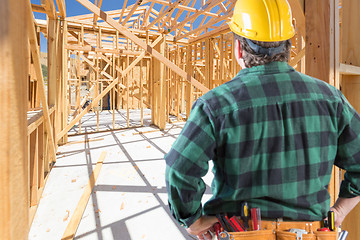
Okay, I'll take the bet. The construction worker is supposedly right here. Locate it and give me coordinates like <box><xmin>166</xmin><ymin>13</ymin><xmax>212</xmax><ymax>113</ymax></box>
<box><xmin>165</xmin><ymin>0</ymin><xmax>360</xmax><ymax>239</ymax></box>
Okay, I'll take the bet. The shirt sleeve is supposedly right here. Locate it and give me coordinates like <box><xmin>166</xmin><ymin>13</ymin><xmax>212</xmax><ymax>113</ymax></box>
<box><xmin>165</xmin><ymin>99</ymin><xmax>216</xmax><ymax>228</ymax></box>
<box><xmin>335</xmin><ymin>93</ymin><xmax>360</xmax><ymax>198</ymax></box>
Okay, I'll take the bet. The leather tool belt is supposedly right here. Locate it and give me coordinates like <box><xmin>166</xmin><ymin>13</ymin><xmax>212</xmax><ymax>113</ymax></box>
<box><xmin>223</xmin><ymin>220</ymin><xmax>338</xmax><ymax>240</ymax></box>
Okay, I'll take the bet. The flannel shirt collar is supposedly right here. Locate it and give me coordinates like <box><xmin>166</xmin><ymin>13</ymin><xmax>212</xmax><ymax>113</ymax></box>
<box><xmin>237</xmin><ymin>61</ymin><xmax>295</xmax><ymax>77</ymax></box>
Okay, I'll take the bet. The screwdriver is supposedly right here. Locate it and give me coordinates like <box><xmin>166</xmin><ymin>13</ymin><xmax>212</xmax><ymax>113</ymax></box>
<box><xmin>241</xmin><ymin>202</ymin><xmax>250</xmax><ymax>230</ymax></box>
<box><xmin>328</xmin><ymin>211</ymin><xmax>335</xmax><ymax>231</ymax></box>
<box><xmin>251</xmin><ymin>207</ymin><xmax>261</xmax><ymax>231</ymax></box>
<box><xmin>338</xmin><ymin>230</ymin><xmax>349</xmax><ymax>240</ymax></box>
<box><xmin>230</xmin><ymin>216</ymin><xmax>246</xmax><ymax>231</ymax></box>
<box><xmin>214</xmin><ymin>222</ymin><xmax>222</xmax><ymax>239</ymax></box>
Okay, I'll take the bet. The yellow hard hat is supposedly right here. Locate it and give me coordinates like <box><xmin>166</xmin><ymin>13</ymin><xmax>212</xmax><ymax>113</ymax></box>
<box><xmin>229</xmin><ymin>0</ymin><xmax>295</xmax><ymax>42</ymax></box>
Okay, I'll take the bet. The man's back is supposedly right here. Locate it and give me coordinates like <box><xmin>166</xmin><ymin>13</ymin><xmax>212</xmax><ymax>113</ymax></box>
<box><xmin>166</xmin><ymin>61</ymin><xmax>360</xmax><ymax>225</ymax></box>
<box><xmin>199</xmin><ymin>61</ymin><xmax>345</xmax><ymax>220</ymax></box>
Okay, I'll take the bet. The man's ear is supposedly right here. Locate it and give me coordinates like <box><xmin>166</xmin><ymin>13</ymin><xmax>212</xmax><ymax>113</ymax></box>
<box><xmin>236</xmin><ymin>39</ymin><xmax>242</xmax><ymax>59</ymax></box>
<box><xmin>234</xmin><ymin>39</ymin><xmax>243</xmax><ymax>66</ymax></box>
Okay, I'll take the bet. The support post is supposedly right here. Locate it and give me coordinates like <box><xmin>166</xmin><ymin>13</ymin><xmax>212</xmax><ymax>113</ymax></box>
<box><xmin>305</xmin><ymin>0</ymin><xmax>337</xmax><ymax>86</ymax></box>
<box><xmin>205</xmin><ymin>38</ymin><xmax>213</xmax><ymax>89</ymax></box>
<box><xmin>152</xmin><ymin>35</ymin><xmax>166</xmax><ymax>129</ymax></box>
<box><xmin>305</xmin><ymin>0</ymin><xmax>340</xmax><ymax>209</ymax></box>
<box><xmin>0</xmin><ymin>0</ymin><xmax>29</xmax><ymax>238</ymax></box>
<box><xmin>186</xmin><ymin>44</ymin><xmax>193</xmax><ymax>119</ymax></box>
<box><xmin>48</xmin><ymin>17</ymin><xmax>57</xmax><ymax>123</ymax></box>
<box><xmin>339</xmin><ymin>1</ymin><xmax>360</xmax><ymax>239</ymax></box>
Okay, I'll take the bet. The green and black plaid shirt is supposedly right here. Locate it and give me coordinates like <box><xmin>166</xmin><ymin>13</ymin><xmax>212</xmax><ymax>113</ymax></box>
<box><xmin>165</xmin><ymin>61</ymin><xmax>360</xmax><ymax>228</ymax></box>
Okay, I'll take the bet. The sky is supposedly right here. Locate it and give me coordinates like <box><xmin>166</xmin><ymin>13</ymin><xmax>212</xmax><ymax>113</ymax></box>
<box><xmin>33</xmin><ymin>0</ymin><xmax>139</xmax><ymax>19</ymax></box>
<box><xmin>33</xmin><ymin>0</ymin><xmax>138</xmax><ymax>52</ymax></box>
<box><xmin>32</xmin><ymin>0</ymin><xmax>224</xmax><ymax>52</ymax></box>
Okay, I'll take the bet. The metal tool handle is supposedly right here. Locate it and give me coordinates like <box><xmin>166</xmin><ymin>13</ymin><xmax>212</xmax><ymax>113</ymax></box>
<box><xmin>218</xmin><ymin>231</ymin><xmax>234</xmax><ymax>240</ymax></box>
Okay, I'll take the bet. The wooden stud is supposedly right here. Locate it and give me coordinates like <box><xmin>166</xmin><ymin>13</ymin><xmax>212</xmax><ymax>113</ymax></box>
<box><xmin>0</xmin><ymin>1</ymin><xmax>29</xmax><ymax>238</ymax></box>
<box><xmin>76</xmin><ymin>0</ymin><xmax>209</xmax><ymax>93</ymax></box>
<box><xmin>38</xmin><ymin>122</ymin><xmax>45</xmax><ymax>189</ymax></box>
<box><xmin>205</xmin><ymin>38</ymin><xmax>213</xmax><ymax>89</ymax></box>
<box><xmin>112</xmin><ymin>54</ymin><xmax>116</xmax><ymax>129</ymax></box>
<box><xmin>340</xmin><ymin>0</ymin><xmax>360</xmax><ymax>238</ymax></box>
<box><xmin>29</xmin><ymin>129</ymin><xmax>39</xmax><ymax>207</ymax></box>
<box><xmin>126</xmin><ymin>46</ymin><xmax>130</xmax><ymax>127</ymax></box>
<box><xmin>48</xmin><ymin>17</ymin><xmax>57</xmax><ymax>122</ymax></box>
<box><xmin>96</xmin><ymin>54</ymin><xmax>100</xmax><ymax>131</ymax></box>
<box><xmin>140</xmin><ymin>59</ymin><xmax>144</xmax><ymax>126</ymax></box>
<box><xmin>219</xmin><ymin>34</ymin><xmax>224</xmax><ymax>84</ymax></box>
<box><xmin>61</xmin><ymin>152</ymin><xmax>107</xmax><ymax>240</ymax></box>
<box><xmin>61</xmin><ymin>20</ymin><xmax>69</xmax><ymax>144</ymax></box>
<box><xmin>77</xmin><ymin>52</ymin><xmax>81</xmax><ymax>133</ymax></box>
<box><xmin>119</xmin><ymin>0</ymin><xmax>128</xmax><ymax>24</ymax></box>
<box><xmin>186</xmin><ymin>44</ymin><xmax>193</xmax><ymax>118</ymax></box>
<box><xmin>28</xmin><ymin>3</ymin><xmax>57</xmax><ymax>164</ymax></box>
<box><xmin>305</xmin><ymin>0</ymin><xmax>333</xmax><ymax>84</ymax></box>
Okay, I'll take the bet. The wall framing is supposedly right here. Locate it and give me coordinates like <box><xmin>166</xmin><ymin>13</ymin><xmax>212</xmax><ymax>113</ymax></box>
<box><xmin>1</xmin><ymin>0</ymin><xmax>359</xmax><ymax>239</ymax></box>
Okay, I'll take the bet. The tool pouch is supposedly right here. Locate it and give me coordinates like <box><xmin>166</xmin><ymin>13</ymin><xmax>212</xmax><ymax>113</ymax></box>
<box><xmin>228</xmin><ymin>230</ymin><xmax>275</xmax><ymax>240</ymax></box>
<box><xmin>314</xmin><ymin>231</ymin><xmax>338</xmax><ymax>240</ymax></box>
<box><xmin>276</xmin><ymin>231</ymin><xmax>337</xmax><ymax>240</ymax></box>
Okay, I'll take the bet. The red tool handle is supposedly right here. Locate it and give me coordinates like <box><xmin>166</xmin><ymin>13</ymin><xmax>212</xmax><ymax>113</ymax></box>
<box><xmin>214</xmin><ymin>222</ymin><xmax>222</xmax><ymax>238</ymax></box>
<box><xmin>251</xmin><ymin>208</ymin><xmax>261</xmax><ymax>231</ymax></box>
<box><xmin>230</xmin><ymin>216</ymin><xmax>245</xmax><ymax>232</ymax></box>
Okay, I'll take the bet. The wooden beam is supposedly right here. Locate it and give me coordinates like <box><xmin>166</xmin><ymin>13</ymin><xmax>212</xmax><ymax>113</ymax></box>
<box><xmin>32</xmin><ymin>3</ymin><xmax>46</xmax><ymax>13</ymax></box>
<box><xmin>125</xmin><ymin>35</ymin><xmax>164</xmax><ymax>77</ymax></box>
<box><xmin>169</xmin><ymin>0</ymin><xmax>191</xmax><ymax>26</ymax></box>
<box><xmin>119</xmin><ymin>0</ymin><xmax>129</xmax><ymax>24</ymax></box>
<box><xmin>189</xmin><ymin>24</ymin><xmax>230</xmax><ymax>44</ymax></box>
<box><xmin>55</xmin><ymin>0</ymin><xmax>66</xmax><ymax>18</ymax></box>
<box><xmin>168</xmin><ymin>0</ymin><xmax>224</xmax><ymax>33</ymax></box>
<box><xmin>141</xmin><ymin>2</ymin><xmax>155</xmax><ymax>29</ymax></box>
<box><xmin>305</xmin><ymin>0</ymin><xmax>332</xmax><ymax>84</ymax></box>
<box><xmin>145</xmin><ymin>0</ymin><xmax>185</xmax><ymax>30</ymax></box>
<box><xmin>219</xmin><ymin>3</ymin><xmax>227</xmax><ymax>13</ymax></box>
<box><xmin>67</xmin><ymin>7</ymin><xmax>146</xmax><ymax>22</ymax></box>
<box><xmin>340</xmin><ymin>1</ymin><xmax>360</xmax><ymax>238</ymax></box>
<box><xmin>61</xmin><ymin>152</ymin><xmax>107</xmax><ymax>240</ymax></box>
<box><xmin>144</xmin><ymin>0</ymin><xmax>218</xmax><ymax>18</ymax></box>
<box><xmin>204</xmin><ymin>38</ymin><xmax>213</xmax><ymax>88</ymax></box>
<box><xmin>340</xmin><ymin>63</ymin><xmax>360</xmax><ymax>76</ymax></box>
<box><xmin>28</xmin><ymin>107</ymin><xmax>55</xmax><ymax>135</ymax></box>
<box><xmin>0</xmin><ymin>0</ymin><xmax>29</xmax><ymax>239</ymax></box>
<box><xmin>288</xmin><ymin>0</ymin><xmax>305</xmax><ymax>37</ymax></box>
<box><xmin>48</xmin><ymin>18</ymin><xmax>57</xmax><ymax>121</ymax></box>
<box><xmin>56</xmin><ymin>35</ymin><xmax>162</xmax><ymax>140</ymax></box>
<box><xmin>76</xmin><ymin>0</ymin><xmax>209</xmax><ymax>93</ymax></box>
<box><xmin>28</xmin><ymin>2</ymin><xmax>57</xmax><ymax>164</ymax></box>
<box><xmin>41</xmin><ymin>0</ymin><xmax>57</xmax><ymax>19</ymax></box>
<box><xmin>177</xmin><ymin>14</ymin><xmax>231</xmax><ymax>41</ymax></box>
<box><xmin>121</xmin><ymin>0</ymin><xmax>142</xmax><ymax>26</ymax></box>
<box><xmin>289</xmin><ymin>47</ymin><xmax>306</xmax><ymax>67</ymax></box>
<box><xmin>29</xmin><ymin>129</ymin><xmax>39</xmax><ymax>207</ymax></box>
<box><xmin>93</xmin><ymin>0</ymin><xmax>103</xmax><ymax>25</ymax></box>
<box><xmin>65</xmin><ymin>44</ymin><xmax>145</xmax><ymax>56</ymax></box>
<box><xmin>186</xmin><ymin>44</ymin><xmax>193</xmax><ymax>118</ymax></box>
<box><xmin>62</xmin><ymin>21</ymin><xmax>69</xmax><ymax>144</ymax></box>
<box><xmin>152</xmin><ymin>35</ymin><xmax>167</xmax><ymax>129</ymax></box>
<box><xmin>68</xmin><ymin>31</ymin><xmax>91</xmax><ymax>46</ymax></box>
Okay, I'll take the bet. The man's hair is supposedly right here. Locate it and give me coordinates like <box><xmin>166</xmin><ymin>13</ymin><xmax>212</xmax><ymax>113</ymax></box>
<box><xmin>234</xmin><ymin>33</ymin><xmax>292</xmax><ymax>68</ymax></box>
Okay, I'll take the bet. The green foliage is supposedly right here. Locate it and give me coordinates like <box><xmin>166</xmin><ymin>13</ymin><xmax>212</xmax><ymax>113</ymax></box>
<box><xmin>41</xmin><ymin>64</ymin><xmax>48</xmax><ymax>82</ymax></box>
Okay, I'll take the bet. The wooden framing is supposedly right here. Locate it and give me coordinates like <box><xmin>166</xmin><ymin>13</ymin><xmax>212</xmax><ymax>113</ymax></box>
<box><xmin>339</xmin><ymin>1</ymin><xmax>360</xmax><ymax>239</ymax></box>
<box><xmin>62</xmin><ymin>152</ymin><xmax>107</xmax><ymax>240</ymax></box>
<box><xmin>1</xmin><ymin>0</ymin><xmax>357</xmax><ymax>236</ymax></box>
<box><xmin>28</xmin><ymin>2</ymin><xmax>57</xmax><ymax>164</ymax></box>
<box><xmin>0</xmin><ymin>0</ymin><xmax>29</xmax><ymax>239</ymax></box>
<box><xmin>305</xmin><ymin>0</ymin><xmax>341</xmax><ymax>211</ymax></box>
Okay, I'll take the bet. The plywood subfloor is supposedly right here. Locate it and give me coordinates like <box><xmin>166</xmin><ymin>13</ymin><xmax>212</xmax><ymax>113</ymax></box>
<box><xmin>29</xmin><ymin>110</ymin><xmax>213</xmax><ymax>240</ymax></box>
